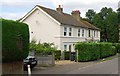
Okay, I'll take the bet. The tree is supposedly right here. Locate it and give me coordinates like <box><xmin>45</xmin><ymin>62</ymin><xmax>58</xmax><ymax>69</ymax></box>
<box><xmin>86</xmin><ymin>9</ymin><xmax>96</xmax><ymax>23</ymax></box>
<box><xmin>91</xmin><ymin>7</ymin><xmax>119</xmax><ymax>42</ymax></box>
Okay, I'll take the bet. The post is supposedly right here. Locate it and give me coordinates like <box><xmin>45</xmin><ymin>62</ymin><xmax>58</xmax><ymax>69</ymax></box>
<box><xmin>27</xmin><ymin>65</ymin><xmax>31</xmax><ymax>76</ymax></box>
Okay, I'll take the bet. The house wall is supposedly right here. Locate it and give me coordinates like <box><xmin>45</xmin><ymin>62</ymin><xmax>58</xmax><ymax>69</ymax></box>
<box><xmin>22</xmin><ymin>9</ymin><xmax>61</xmax><ymax>50</ymax></box>
<box><xmin>60</xmin><ymin>25</ymin><xmax>100</xmax><ymax>53</ymax></box>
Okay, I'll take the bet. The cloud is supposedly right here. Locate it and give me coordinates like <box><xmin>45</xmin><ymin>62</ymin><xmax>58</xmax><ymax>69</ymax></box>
<box><xmin>1</xmin><ymin>12</ymin><xmax>27</xmax><ymax>20</ymax></box>
<box><xmin>1</xmin><ymin>0</ymin><xmax>119</xmax><ymax>20</ymax></box>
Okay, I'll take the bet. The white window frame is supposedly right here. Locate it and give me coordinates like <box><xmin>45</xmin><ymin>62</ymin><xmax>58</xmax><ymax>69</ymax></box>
<box><xmin>64</xmin><ymin>27</ymin><xmax>67</xmax><ymax>36</ymax></box>
<box><xmin>82</xmin><ymin>29</ymin><xmax>84</xmax><ymax>37</ymax></box>
<box><xmin>64</xmin><ymin>44</ymin><xmax>67</xmax><ymax>51</ymax></box>
<box><xmin>69</xmin><ymin>27</ymin><xmax>72</xmax><ymax>36</ymax></box>
<box><xmin>78</xmin><ymin>28</ymin><xmax>80</xmax><ymax>37</ymax></box>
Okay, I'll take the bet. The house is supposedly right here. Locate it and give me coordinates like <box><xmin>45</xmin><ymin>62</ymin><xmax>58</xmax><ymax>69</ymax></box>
<box><xmin>20</xmin><ymin>5</ymin><xmax>100</xmax><ymax>59</ymax></box>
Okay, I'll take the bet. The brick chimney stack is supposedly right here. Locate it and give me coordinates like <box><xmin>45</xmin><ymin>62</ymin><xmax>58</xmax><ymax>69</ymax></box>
<box><xmin>71</xmin><ymin>10</ymin><xmax>81</xmax><ymax>21</ymax></box>
<box><xmin>56</xmin><ymin>5</ymin><xmax>63</xmax><ymax>13</ymax></box>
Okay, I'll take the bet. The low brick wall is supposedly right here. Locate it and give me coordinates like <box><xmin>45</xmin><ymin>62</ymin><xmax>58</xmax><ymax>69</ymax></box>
<box><xmin>36</xmin><ymin>55</ymin><xmax>55</xmax><ymax>67</ymax></box>
<box><xmin>2</xmin><ymin>61</ymin><xmax>23</xmax><ymax>74</ymax></box>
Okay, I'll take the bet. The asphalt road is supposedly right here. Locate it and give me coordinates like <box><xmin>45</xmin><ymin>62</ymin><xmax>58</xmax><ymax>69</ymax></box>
<box><xmin>32</xmin><ymin>58</ymin><xmax>118</xmax><ymax>74</ymax></box>
<box><xmin>66</xmin><ymin>58</ymin><xmax>118</xmax><ymax>74</ymax></box>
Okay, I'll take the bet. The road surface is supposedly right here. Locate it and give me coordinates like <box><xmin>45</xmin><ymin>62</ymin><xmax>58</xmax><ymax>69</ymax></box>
<box><xmin>32</xmin><ymin>58</ymin><xmax>118</xmax><ymax>74</ymax></box>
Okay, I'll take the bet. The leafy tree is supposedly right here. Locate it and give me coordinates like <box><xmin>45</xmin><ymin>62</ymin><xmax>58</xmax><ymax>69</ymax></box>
<box><xmin>91</xmin><ymin>7</ymin><xmax>119</xmax><ymax>42</ymax></box>
<box><xmin>86</xmin><ymin>9</ymin><xmax>96</xmax><ymax>23</ymax></box>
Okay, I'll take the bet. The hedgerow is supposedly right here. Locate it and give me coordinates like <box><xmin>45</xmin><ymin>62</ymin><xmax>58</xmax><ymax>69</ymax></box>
<box><xmin>2</xmin><ymin>19</ymin><xmax>29</xmax><ymax>62</ymax></box>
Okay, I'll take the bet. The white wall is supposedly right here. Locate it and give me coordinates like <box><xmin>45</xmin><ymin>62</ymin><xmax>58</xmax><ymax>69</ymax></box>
<box><xmin>60</xmin><ymin>25</ymin><xmax>100</xmax><ymax>52</ymax></box>
<box><xmin>22</xmin><ymin>9</ymin><xmax>61</xmax><ymax>50</ymax></box>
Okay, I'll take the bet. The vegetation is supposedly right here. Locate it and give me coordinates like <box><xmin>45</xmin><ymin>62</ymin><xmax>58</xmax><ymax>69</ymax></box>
<box><xmin>1</xmin><ymin>19</ymin><xmax>29</xmax><ymax>62</ymax></box>
<box><xmin>29</xmin><ymin>39</ymin><xmax>56</xmax><ymax>55</ymax></box>
<box><xmin>64</xmin><ymin>51</ymin><xmax>70</xmax><ymax>60</ymax></box>
<box><xmin>75</xmin><ymin>42</ymin><xmax>117</xmax><ymax>62</ymax></box>
<box><xmin>55</xmin><ymin>50</ymin><xmax>61</xmax><ymax>60</ymax></box>
<box><xmin>86</xmin><ymin>7</ymin><xmax>119</xmax><ymax>43</ymax></box>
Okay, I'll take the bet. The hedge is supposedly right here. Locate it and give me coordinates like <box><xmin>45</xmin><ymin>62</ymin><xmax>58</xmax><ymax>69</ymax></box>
<box><xmin>75</xmin><ymin>42</ymin><xmax>117</xmax><ymax>62</ymax></box>
<box><xmin>112</xmin><ymin>43</ymin><xmax>120</xmax><ymax>53</ymax></box>
<box><xmin>55</xmin><ymin>50</ymin><xmax>61</xmax><ymax>60</ymax></box>
<box><xmin>64</xmin><ymin>51</ymin><xmax>70</xmax><ymax>60</ymax></box>
<box><xmin>2</xmin><ymin>19</ymin><xmax>29</xmax><ymax>62</ymax></box>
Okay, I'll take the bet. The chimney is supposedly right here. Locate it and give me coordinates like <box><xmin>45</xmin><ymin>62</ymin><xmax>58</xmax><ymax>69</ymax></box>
<box><xmin>56</xmin><ymin>5</ymin><xmax>63</xmax><ymax>13</ymax></box>
<box><xmin>71</xmin><ymin>10</ymin><xmax>81</xmax><ymax>21</ymax></box>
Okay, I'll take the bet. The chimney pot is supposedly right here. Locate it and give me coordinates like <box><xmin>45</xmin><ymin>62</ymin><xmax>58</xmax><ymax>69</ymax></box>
<box><xmin>56</xmin><ymin>5</ymin><xmax>63</xmax><ymax>13</ymax></box>
<box><xmin>71</xmin><ymin>10</ymin><xmax>81</xmax><ymax>21</ymax></box>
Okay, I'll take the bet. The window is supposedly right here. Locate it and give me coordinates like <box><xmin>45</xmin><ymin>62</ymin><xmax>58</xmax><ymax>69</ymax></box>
<box><xmin>96</xmin><ymin>31</ymin><xmax>98</xmax><ymax>37</ymax></box>
<box><xmin>64</xmin><ymin>27</ymin><xmax>67</xmax><ymax>36</ymax></box>
<box><xmin>78</xmin><ymin>29</ymin><xmax>80</xmax><ymax>37</ymax></box>
<box><xmin>64</xmin><ymin>45</ymin><xmax>67</xmax><ymax>51</ymax></box>
<box><xmin>94</xmin><ymin>30</ymin><xmax>95</xmax><ymax>37</ymax></box>
<box><xmin>88</xmin><ymin>30</ymin><xmax>91</xmax><ymax>37</ymax></box>
<box><xmin>82</xmin><ymin>29</ymin><xmax>84</xmax><ymax>37</ymax></box>
<box><xmin>69</xmin><ymin>27</ymin><xmax>72</xmax><ymax>36</ymax></box>
<box><xmin>69</xmin><ymin>45</ymin><xmax>72</xmax><ymax>51</ymax></box>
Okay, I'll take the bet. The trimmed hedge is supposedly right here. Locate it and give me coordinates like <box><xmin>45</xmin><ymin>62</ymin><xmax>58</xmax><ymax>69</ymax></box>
<box><xmin>75</xmin><ymin>42</ymin><xmax>117</xmax><ymax>62</ymax></box>
<box><xmin>2</xmin><ymin>19</ymin><xmax>29</xmax><ymax>62</ymax></box>
<box><xmin>55</xmin><ymin>50</ymin><xmax>61</xmax><ymax>60</ymax></box>
<box><xmin>113</xmin><ymin>43</ymin><xmax>120</xmax><ymax>53</ymax></box>
<box><xmin>64</xmin><ymin>51</ymin><xmax>70</xmax><ymax>60</ymax></box>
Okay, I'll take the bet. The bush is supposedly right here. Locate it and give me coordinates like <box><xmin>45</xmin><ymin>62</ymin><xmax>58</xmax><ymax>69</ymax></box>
<box><xmin>113</xmin><ymin>43</ymin><xmax>120</xmax><ymax>53</ymax></box>
<box><xmin>2</xmin><ymin>19</ymin><xmax>29</xmax><ymax>62</ymax></box>
<box><xmin>29</xmin><ymin>40</ymin><xmax>56</xmax><ymax>55</ymax></box>
<box><xmin>75</xmin><ymin>42</ymin><xmax>117</xmax><ymax>62</ymax></box>
<box><xmin>55</xmin><ymin>50</ymin><xmax>61</xmax><ymax>60</ymax></box>
<box><xmin>64</xmin><ymin>51</ymin><xmax>70</xmax><ymax>60</ymax></box>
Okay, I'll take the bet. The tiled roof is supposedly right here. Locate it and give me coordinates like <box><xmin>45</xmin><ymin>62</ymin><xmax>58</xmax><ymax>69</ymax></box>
<box><xmin>38</xmin><ymin>5</ymin><xmax>100</xmax><ymax>30</ymax></box>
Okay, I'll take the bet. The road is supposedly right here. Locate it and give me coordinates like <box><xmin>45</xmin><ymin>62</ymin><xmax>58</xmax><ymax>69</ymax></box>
<box><xmin>32</xmin><ymin>58</ymin><xmax>118</xmax><ymax>74</ymax></box>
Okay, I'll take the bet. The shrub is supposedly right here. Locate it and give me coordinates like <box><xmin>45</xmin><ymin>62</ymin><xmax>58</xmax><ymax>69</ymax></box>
<box><xmin>75</xmin><ymin>42</ymin><xmax>117</xmax><ymax>62</ymax></box>
<box><xmin>29</xmin><ymin>40</ymin><xmax>56</xmax><ymax>55</ymax></box>
<box><xmin>64</xmin><ymin>51</ymin><xmax>70</xmax><ymax>60</ymax></box>
<box><xmin>2</xmin><ymin>19</ymin><xmax>29</xmax><ymax>62</ymax></box>
<box><xmin>55</xmin><ymin>50</ymin><xmax>61</xmax><ymax>60</ymax></box>
<box><xmin>113</xmin><ymin>43</ymin><xmax>120</xmax><ymax>53</ymax></box>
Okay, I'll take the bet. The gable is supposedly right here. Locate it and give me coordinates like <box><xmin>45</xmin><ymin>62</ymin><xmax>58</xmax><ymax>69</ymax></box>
<box><xmin>20</xmin><ymin>5</ymin><xmax>60</xmax><ymax>25</ymax></box>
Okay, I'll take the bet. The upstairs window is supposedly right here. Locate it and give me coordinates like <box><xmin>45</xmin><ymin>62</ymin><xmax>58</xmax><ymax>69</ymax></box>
<box><xmin>82</xmin><ymin>29</ymin><xmax>84</xmax><ymax>37</ymax></box>
<box><xmin>69</xmin><ymin>27</ymin><xmax>72</xmax><ymax>36</ymax></box>
<box><xmin>94</xmin><ymin>30</ymin><xmax>95</xmax><ymax>37</ymax></box>
<box><xmin>64</xmin><ymin>27</ymin><xmax>67</xmax><ymax>36</ymax></box>
<box><xmin>78</xmin><ymin>29</ymin><xmax>80</xmax><ymax>37</ymax></box>
<box><xmin>88</xmin><ymin>30</ymin><xmax>91</xmax><ymax>37</ymax></box>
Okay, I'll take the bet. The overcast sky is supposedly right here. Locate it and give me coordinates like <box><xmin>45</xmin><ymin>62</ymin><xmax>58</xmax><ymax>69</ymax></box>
<box><xmin>1</xmin><ymin>0</ymin><xmax>120</xmax><ymax>20</ymax></box>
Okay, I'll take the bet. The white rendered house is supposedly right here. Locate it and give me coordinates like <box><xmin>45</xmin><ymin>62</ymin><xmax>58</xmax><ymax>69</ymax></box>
<box><xmin>20</xmin><ymin>5</ymin><xmax>100</xmax><ymax>59</ymax></box>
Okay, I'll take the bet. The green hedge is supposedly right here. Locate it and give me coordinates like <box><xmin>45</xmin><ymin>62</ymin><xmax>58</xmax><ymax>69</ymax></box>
<box><xmin>75</xmin><ymin>42</ymin><xmax>117</xmax><ymax>62</ymax></box>
<box><xmin>113</xmin><ymin>43</ymin><xmax>120</xmax><ymax>53</ymax></box>
<box><xmin>55</xmin><ymin>50</ymin><xmax>61</xmax><ymax>60</ymax></box>
<box><xmin>2</xmin><ymin>19</ymin><xmax>29</xmax><ymax>62</ymax></box>
<box><xmin>64</xmin><ymin>51</ymin><xmax>70</xmax><ymax>60</ymax></box>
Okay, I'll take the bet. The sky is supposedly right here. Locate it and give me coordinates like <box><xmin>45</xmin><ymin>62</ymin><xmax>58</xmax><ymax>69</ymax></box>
<box><xmin>0</xmin><ymin>0</ymin><xmax>120</xmax><ymax>20</ymax></box>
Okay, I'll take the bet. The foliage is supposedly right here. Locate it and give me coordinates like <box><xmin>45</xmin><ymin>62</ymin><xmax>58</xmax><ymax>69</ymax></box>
<box><xmin>86</xmin><ymin>7</ymin><xmax>119</xmax><ymax>42</ymax></box>
<box><xmin>75</xmin><ymin>42</ymin><xmax>117</xmax><ymax>62</ymax></box>
<box><xmin>55</xmin><ymin>50</ymin><xmax>61</xmax><ymax>60</ymax></box>
<box><xmin>2</xmin><ymin>19</ymin><xmax>29</xmax><ymax>62</ymax></box>
<box><xmin>112</xmin><ymin>43</ymin><xmax>120</xmax><ymax>53</ymax></box>
<box><xmin>29</xmin><ymin>40</ymin><xmax>56</xmax><ymax>55</ymax></box>
<box><xmin>86</xmin><ymin>9</ymin><xmax>96</xmax><ymax>23</ymax></box>
<box><xmin>64</xmin><ymin>51</ymin><xmax>70</xmax><ymax>60</ymax></box>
